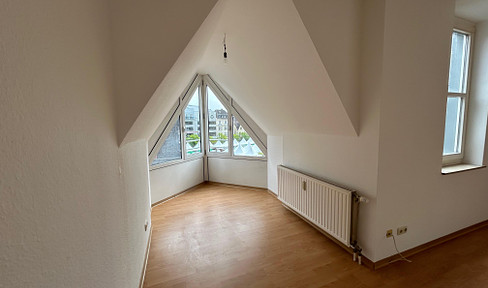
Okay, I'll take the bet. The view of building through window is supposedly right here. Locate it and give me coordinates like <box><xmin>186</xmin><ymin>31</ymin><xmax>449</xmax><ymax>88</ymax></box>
<box><xmin>150</xmin><ymin>80</ymin><xmax>266</xmax><ymax>168</ymax></box>
<box><xmin>151</xmin><ymin>118</ymin><xmax>182</xmax><ymax>165</ymax></box>
<box><xmin>207</xmin><ymin>87</ymin><xmax>229</xmax><ymax>153</ymax></box>
<box><xmin>184</xmin><ymin>89</ymin><xmax>201</xmax><ymax>156</ymax></box>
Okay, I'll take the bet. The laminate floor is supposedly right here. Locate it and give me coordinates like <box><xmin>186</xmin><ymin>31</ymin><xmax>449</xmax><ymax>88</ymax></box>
<box><xmin>144</xmin><ymin>183</ymin><xmax>488</xmax><ymax>288</ymax></box>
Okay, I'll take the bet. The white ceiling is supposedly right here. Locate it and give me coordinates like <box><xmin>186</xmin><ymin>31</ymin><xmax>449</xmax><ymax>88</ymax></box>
<box><xmin>124</xmin><ymin>0</ymin><xmax>358</xmax><ymax>143</ymax></box>
<box><xmin>198</xmin><ymin>0</ymin><xmax>356</xmax><ymax>136</ymax></box>
<box><xmin>456</xmin><ymin>0</ymin><xmax>488</xmax><ymax>23</ymax></box>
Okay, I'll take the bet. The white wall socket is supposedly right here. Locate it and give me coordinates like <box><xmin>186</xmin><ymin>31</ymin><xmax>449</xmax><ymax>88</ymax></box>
<box><xmin>397</xmin><ymin>226</ymin><xmax>408</xmax><ymax>235</ymax></box>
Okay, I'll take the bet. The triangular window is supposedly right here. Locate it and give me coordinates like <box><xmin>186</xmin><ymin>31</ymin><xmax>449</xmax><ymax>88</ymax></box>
<box><xmin>149</xmin><ymin>75</ymin><xmax>267</xmax><ymax>169</ymax></box>
<box><xmin>232</xmin><ymin>116</ymin><xmax>264</xmax><ymax>157</ymax></box>
<box><xmin>151</xmin><ymin>117</ymin><xmax>182</xmax><ymax>166</ymax></box>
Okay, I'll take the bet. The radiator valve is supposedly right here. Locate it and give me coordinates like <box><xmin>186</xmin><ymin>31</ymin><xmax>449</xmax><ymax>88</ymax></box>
<box><xmin>358</xmin><ymin>196</ymin><xmax>369</xmax><ymax>203</ymax></box>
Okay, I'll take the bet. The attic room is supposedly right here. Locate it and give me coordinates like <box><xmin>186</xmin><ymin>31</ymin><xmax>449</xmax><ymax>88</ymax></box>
<box><xmin>1</xmin><ymin>0</ymin><xmax>488</xmax><ymax>287</ymax></box>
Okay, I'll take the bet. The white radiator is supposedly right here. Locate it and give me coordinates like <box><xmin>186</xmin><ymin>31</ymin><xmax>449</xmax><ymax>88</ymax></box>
<box><xmin>278</xmin><ymin>165</ymin><xmax>352</xmax><ymax>246</ymax></box>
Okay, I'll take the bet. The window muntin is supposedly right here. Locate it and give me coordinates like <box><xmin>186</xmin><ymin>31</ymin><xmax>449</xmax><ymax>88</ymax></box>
<box><xmin>232</xmin><ymin>116</ymin><xmax>264</xmax><ymax>157</ymax></box>
<box><xmin>443</xmin><ymin>29</ymin><xmax>472</xmax><ymax>163</ymax></box>
<box><xmin>184</xmin><ymin>88</ymin><xmax>202</xmax><ymax>156</ymax></box>
<box><xmin>151</xmin><ymin>117</ymin><xmax>182</xmax><ymax>166</ymax></box>
<box><xmin>207</xmin><ymin>87</ymin><xmax>229</xmax><ymax>153</ymax></box>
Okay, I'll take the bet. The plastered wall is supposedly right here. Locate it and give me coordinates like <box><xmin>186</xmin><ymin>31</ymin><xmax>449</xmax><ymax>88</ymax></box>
<box><xmin>0</xmin><ymin>0</ymin><xmax>150</xmax><ymax>286</ymax></box>
<box><xmin>208</xmin><ymin>158</ymin><xmax>267</xmax><ymax>188</ymax></box>
<box><xmin>375</xmin><ymin>0</ymin><xmax>488</xmax><ymax>261</ymax></box>
<box><xmin>465</xmin><ymin>21</ymin><xmax>488</xmax><ymax>165</ymax></box>
<box><xmin>267</xmin><ymin>136</ymin><xmax>284</xmax><ymax>194</ymax></box>
<box><xmin>150</xmin><ymin>159</ymin><xmax>204</xmax><ymax>205</ymax></box>
<box><xmin>118</xmin><ymin>140</ymin><xmax>152</xmax><ymax>286</ymax></box>
<box><xmin>278</xmin><ymin>0</ymin><xmax>385</xmax><ymax>260</ymax></box>
<box><xmin>293</xmin><ymin>0</ymin><xmax>362</xmax><ymax>133</ymax></box>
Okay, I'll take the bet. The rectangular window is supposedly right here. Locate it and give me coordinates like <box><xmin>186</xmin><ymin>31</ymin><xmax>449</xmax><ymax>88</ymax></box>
<box><xmin>207</xmin><ymin>87</ymin><xmax>229</xmax><ymax>153</ymax></box>
<box><xmin>184</xmin><ymin>88</ymin><xmax>201</xmax><ymax>156</ymax></box>
<box><xmin>443</xmin><ymin>30</ymin><xmax>472</xmax><ymax>164</ymax></box>
<box><xmin>448</xmin><ymin>31</ymin><xmax>470</xmax><ymax>94</ymax></box>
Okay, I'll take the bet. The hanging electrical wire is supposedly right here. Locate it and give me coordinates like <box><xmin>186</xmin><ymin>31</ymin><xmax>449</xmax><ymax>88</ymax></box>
<box><xmin>388</xmin><ymin>234</ymin><xmax>412</xmax><ymax>264</ymax></box>
<box><xmin>223</xmin><ymin>33</ymin><xmax>228</xmax><ymax>63</ymax></box>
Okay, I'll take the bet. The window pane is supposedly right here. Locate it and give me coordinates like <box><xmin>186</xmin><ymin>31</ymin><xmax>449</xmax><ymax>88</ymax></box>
<box><xmin>184</xmin><ymin>89</ymin><xmax>201</xmax><ymax>156</ymax></box>
<box><xmin>232</xmin><ymin>116</ymin><xmax>264</xmax><ymax>157</ymax></box>
<box><xmin>448</xmin><ymin>31</ymin><xmax>470</xmax><ymax>93</ymax></box>
<box><xmin>151</xmin><ymin>118</ymin><xmax>182</xmax><ymax>165</ymax></box>
<box><xmin>443</xmin><ymin>97</ymin><xmax>463</xmax><ymax>155</ymax></box>
<box><xmin>207</xmin><ymin>87</ymin><xmax>228</xmax><ymax>153</ymax></box>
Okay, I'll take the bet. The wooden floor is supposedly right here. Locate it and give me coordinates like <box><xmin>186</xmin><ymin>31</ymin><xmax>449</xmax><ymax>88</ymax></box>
<box><xmin>144</xmin><ymin>183</ymin><xmax>488</xmax><ymax>288</ymax></box>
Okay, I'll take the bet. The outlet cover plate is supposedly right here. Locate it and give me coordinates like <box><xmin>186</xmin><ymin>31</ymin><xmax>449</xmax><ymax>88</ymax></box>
<box><xmin>397</xmin><ymin>226</ymin><xmax>408</xmax><ymax>235</ymax></box>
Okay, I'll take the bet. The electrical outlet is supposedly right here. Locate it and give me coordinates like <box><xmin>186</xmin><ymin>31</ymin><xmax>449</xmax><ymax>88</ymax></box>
<box><xmin>386</xmin><ymin>229</ymin><xmax>393</xmax><ymax>238</ymax></box>
<box><xmin>397</xmin><ymin>226</ymin><xmax>408</xmax><ymax>236</ymax></box>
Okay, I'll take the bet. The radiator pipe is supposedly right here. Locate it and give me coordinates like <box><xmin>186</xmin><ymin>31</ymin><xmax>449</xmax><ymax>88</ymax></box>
<box><xmin>351</xmin><ymin>192</ymin><xmax>360</xmax><ymax>246</ymax></box>
<box><xmin>350</xmin><ymin>192</ymin><xmax>367</xmax><ymax>265</ymax></box>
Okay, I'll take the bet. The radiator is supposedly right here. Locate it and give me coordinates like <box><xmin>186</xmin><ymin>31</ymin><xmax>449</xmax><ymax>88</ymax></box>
<box><xmin>278</xmin><ymin>165</ymin><xmax>352</xmax><ymax>246</ymax></box>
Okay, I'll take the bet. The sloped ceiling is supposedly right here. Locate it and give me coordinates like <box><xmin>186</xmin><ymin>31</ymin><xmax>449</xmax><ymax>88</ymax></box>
<box><xmin>293</xmin><ymin>0</ymin><xmax>362</xmax><ymax>133</ymax></box>
<box><xmin>119</xmin><ymin>0</ymin><xmax>360</xmax><ymax>145</ymax></box>
<box><xmin>455</xmin><ymin>0</ymin><xmax>488</xmax><ymax>22</ymax></box>
<box><xmin>111</xmin><ymin>0</ymin><xmax>218</xmax><ymax>144</ymax></box>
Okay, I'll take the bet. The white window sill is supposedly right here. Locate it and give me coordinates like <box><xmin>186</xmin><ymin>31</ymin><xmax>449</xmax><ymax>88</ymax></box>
<box><xmin>441</xmin><ymin>164</ymin><xmax>486</xmax><ymax>175</ymax></box>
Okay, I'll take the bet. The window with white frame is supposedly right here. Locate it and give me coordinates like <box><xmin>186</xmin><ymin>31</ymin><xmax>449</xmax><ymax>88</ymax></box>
<box><xmin>151</xmin><ymin>117</ymin><xmax>182</xmax><ymax>166</ymax></box>
<box><xmin>183</xmin><ymin>88</ymin><xmax>202</xmax><ymax>156</ymax></box>
<box><xmin>443</xmin><ymin>29</ymin><xmax>472</xmax><ymax>165</ymax></box>
<box><xmin>207</xmin><ymin>86</ymin><xmax>229</xmax><ymax>154</ymax></box>
<box><xmin>232</xmin><ymin>116</ymin><xmax>264</xmax><ymax>157</ymax></box>
<box><xmin>149</xmin><ymin>75</ymin><xmax>267</xmax><ymax>169</ymax></box>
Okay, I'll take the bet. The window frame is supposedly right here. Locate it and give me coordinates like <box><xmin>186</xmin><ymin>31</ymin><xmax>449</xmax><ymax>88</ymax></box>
<box><xmin>149</xmin><ymin>74</ymin><xmax>267</xmax><ymax>171</ymax></box>
<box><xmin>150</xmin><ymin>115</ymin><xmax>183</xmax><ymax>167</ymax></box>
<box><xmin>231</xmin><ymin>115</ymin><xmax>265</xmax><ymax>159</ymax></box>
<box><xmin>443</xmin><ymin>26</ymin><xmax>475</xmax><ymax>166</ymax></box>
<box><xmin>149</xmin><ymin>75</ymin><xmax>203</xmax><ymax>170</ymax></box>
<box><xmin>205</xmin><ymin>84</ymin><xmax>231</xmax><ymax>156</ymax></box>
<box><xmin>204</xmin><ymin>75</ymin><xmax>267</xmax><ymax>161</ymax></box>
<box><xmin>182</xmin><ymin>86</ymin><xmax>204</xmax><ymax>160</ymax></box>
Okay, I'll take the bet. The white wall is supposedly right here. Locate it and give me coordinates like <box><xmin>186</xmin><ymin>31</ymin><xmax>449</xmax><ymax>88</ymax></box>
<box><xmin>278</xmin><ymin>0</ymin><xmax>385</xmax><ymax>260</ymax></box>
<box><xmin>465</xmin><ymin>21</ymin><xmax>488</xmax><ymax>165</ymax></box>
<box><xmin>374</xmin><ymin>0</ymin><xmax>488</xmax><ymax>261</ymax></box>
<box><xmin>118</xmin><ymin>140</ymin><xmax>152</xmax><ymax>285</ymax></box>
<box><xmin>150</xmin><ymin>158</ymin><xmax>204</xmax><ymax>204</ymax></box>
<box><xmin>208</xmin><ymin>158</ymin><xmax>267</xmax><ymax>188</ymax></box>
<box><xmin>267</xmin><ymin>136</ymin><xmax>284</xmax><ymax>194</ymax></box>
<box><xmin>0</xmin><ymin>0</ymin><xmax>149</xmax><ymax>286</ymax></box>
<box><xmin>122</xmin><ymin>0</ymin><xmax>359</xmax><ymax>146</ymax></box>
<box><xmin>198</xmin><ymin>0</ymin><xmax>356</xmax><ymax>136</ymax></box>
<box><xmin>293</xmin><ymin>0</ymin><xmax>362</xmax><ymax>133</ymax></box>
